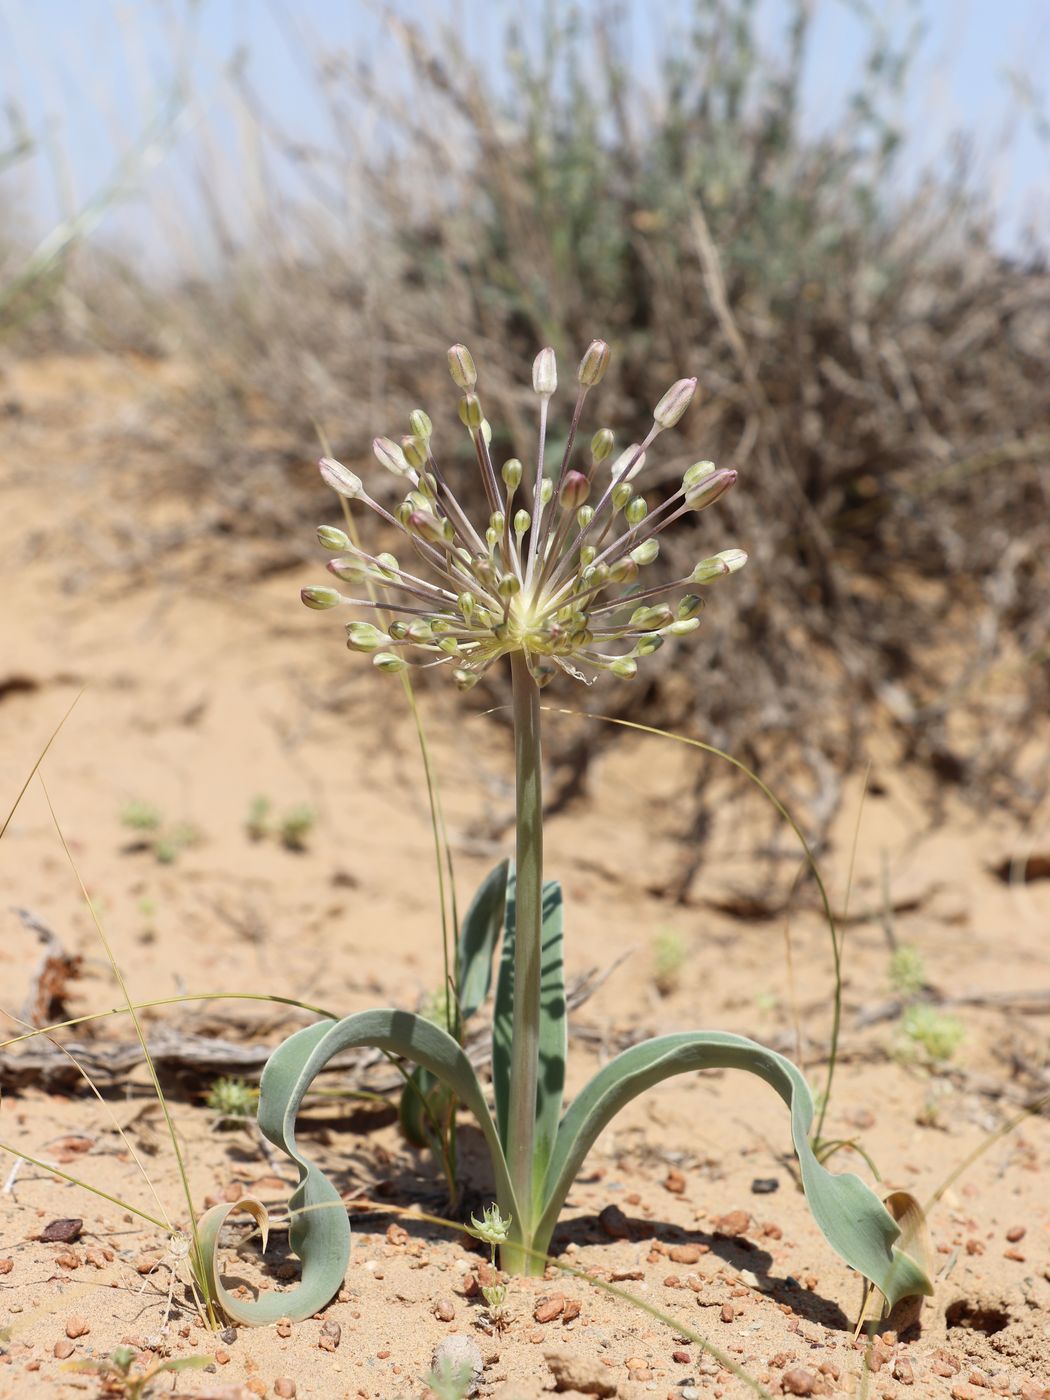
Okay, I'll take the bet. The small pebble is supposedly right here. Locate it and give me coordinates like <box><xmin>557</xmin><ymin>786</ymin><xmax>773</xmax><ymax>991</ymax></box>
<box><xmin>318</xmin><ymin>1319</ymin><xmax>342</xmax><ymax>1352</ymax></box>
<box><xmin>53</xmin><ymin>1340</ymin><xmax>75</xmax><ymax>1360</ymax></box>
<box><xmin>720</xmin><ymin>1304</ymin><xmax>735</xmax><ymax>1323</ymax></box>
<box><xmin>434</xmin><ymin>1298</ymin><xmax>456</xmax><ymax>1322</ymax></box>
<box><xmin>715</xmin><ymin>1210</ymin><xmax>750</xmax><ymax>1237</ymax></box>
<box><xmin>41</xmin><ymin>1218</ymin><xmax>83</xmax><ymax>1244</ymax></box>
<box><xmin>64</xmin><ymin>1316</ymin><xmax>90</xmax><ymax>1339</ymax></box>
<box><xmin>274</xmin><ymin>1380</ymin><xmax>297</xmax><ymax>1398</ymax></box>
<box><xmin>534</xmin><ymin>1294</ymin><xmax>566</xmax><ymax>1324</ymax></box>
<box><xmin>665</xmin><ymin>1169</ymin><xmax>687</xmax><ymax>1195</ymax></box>
<box><xmin>1005</xmin><ymin>1225</ymin><xmax>1026</xmax><ymax>1242</ymax></box>
<box><xmin>220</xmin><ymin>1326</ymin><xmax>238</xmax><ymax>1345</ymax></box>
<box><xmin>672</xmin><ymin>1349</ymin><xmax>691</xmax><ymax>1364</ymax></box>
<box><xmin>276</xmin><ymin>1318</ymin><xmax>292</xmax><ymax>1338</ymax></box>
<box><xmin>432</xmin><ymin>1335</ymin><xmax>484</xmax><ymax>1397</ymax></box>
<box><xmin>750</xmin><ymin>1178</ymin><xmax>779</xmax><ymax>1195</ymax></box>
<box><xmin>782</xmin><ymin>1367</ymin><xmax>818</xmax><ymax>1396</ymax></box>
<box><xmin>598</xmin><ymin>1204</ymin><xmax>630</xmax><ymax>1239</ymax></box>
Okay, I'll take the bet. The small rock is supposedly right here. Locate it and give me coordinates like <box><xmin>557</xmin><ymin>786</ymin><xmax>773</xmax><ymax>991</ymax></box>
<box><xmin>562</xmin><ymin>1299</ymin><xmax>581</xmax><ymax>1322</ymax></box>
<box><xmin>715</xmin><ymin>1210</ymin><xmax>750</xmax><ymax>1237</ymax></box>
<box><xmin>274</xmin><ymin>1380</ymin><xmax>297</xmax><ymax>1398</ymax></box>
<box><xmin>665</xmin><ymin>1168</ymin><xmax>687</xmax><ymax>1194</ymax></box>
<box><xmin>0</xmin><ymin>1259</ymin><xmax>12</xmax><ymax>1275</ymax></box>
<box><xmin>950</xmin><ymin>1385</ymin><xmax>979</xmax><ymax>1400</ymax></box>
<box><xmin>318</xmin><ymin>1319</ymin><xmax>342</xmax><ymax>1352</ymax></box>
<box><xmin>1005</xmin><ymin>1248</ymin><xmax>1026</xmax><ymax>1262</ymax></box>
<box><xmin>1018</xmin><ymin>1382</ymin><xmax>1050</xmax><ymax>1400</ymax></box>
<box><xmin>434</xmin><ymin>1298</ymin><xmax>456</xmax><ymax>1322</ymax></box>
<box><xmin>534</xmin><ymin>1294</ymin><xmax>566</xmax><ymax>1323</ymax></box>
<box><xmin>215</xmin><ymin>1348</ymin><xmax>231</xmax><ymax>1365</ymax></box>
<box><xmin>672</xmin><ymin>1348</ymin><xmax>691</xmax><ymax>1363</ymax></box>
<box><xmin>681</xmin><ymin>1389</ymin><xmax>701</xmax><ymax>1400</ymax></box>
<box><xmin>598</xmin><ymin>1204</ymin><xmax>630</xmax><ymax>1239</ymax></box>
<box><xmin>276</xmin><ymin>1318</ymin><xmax>292</xmax><ymax>1338</ymax></box>
<box><xmin>431</xmin><ymin>1335</ymin><xmax>485</xmax><ymax>1397</ymax></box>
<box><xmin>545</xmin><ymin>1348</ymin><xmax>618</xmax><ymax>1396</ymax></box>
<box><xmin>720</xmin><ymin>1303</ymin><xmax>735</xmax><ymax>1323</ymax></box>
<box><xmin>782</xmin><ymin>1367</ymin><xmax>818</xmax><ymax>1396</ymax></box>
<box><xmin>751</xmin><ymin>1178</ymin><xmax>779</xmax><ymax>1195</ymax></box>
<box><xmin>220</xmin><ymin>1326</ymin><xmax>238</xmax><ymax>1345</ymax></box>
<box><xmin>41</xmin><ymin>1219</ymin><xmax>83</xmax><ymax>1244</ymax></box>
<box><xmin>669</xmin><ymin>1244</ymin><xmax>707</xmax><ymax>1264</ymax></box>
<box><xmin>64</xmin><ymin>1316</ymin><xmax>90</xmax><ymax>1339</ymax></box>
<box><xmin>1005</xmin><ymin>1226</ymin><xmax>1026</xmax><ymax>1243</ymax></box>
<box><xmin>53</xmin><ymin>1340</ymin><xmax>75</xmax><ymax>1360</ymax></box>
<box><xmin>893</xmin><ymin>1358</ymin><xmax>914</xmax><ymax>1385</ymax></box>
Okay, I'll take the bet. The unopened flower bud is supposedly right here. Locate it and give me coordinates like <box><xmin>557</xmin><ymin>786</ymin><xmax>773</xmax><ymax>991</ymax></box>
<box><xmin>608</xmin><ymin>557</ymin><xmax>638</xmax><ymax>585</ymax></box>
<box><xmin>609</xmin><ymin>656</ymin><xmax>637</xmax><ymax>679</ymax></box>
<box><xmin>375</xmin><ymin>552</ymin><xmax>399</xmax><ymax>579</ymax></box>
<box><xmin>502</xmin><ymin>458</ymin><xmax>523</xmax><ymax>492</ymax></box>
<box><xmin>497</xmin><ymin>573</ymin><xmax>521</xmax><ymax>598</ymax></box>
<box><xmin>388</xmin><ymin>621</ymin><xmax>408</xmax><ymax>640</ymax></box>
<box><xmin>401</xmin><ymin>434</ymin><xmax>427</xmax><ymax>470</ymax></box>
<box><xmin>317</xmin><ymin>525</ymin><xmax>350</xmax><ymax>551</ymax></box>
<box><xmin>683</xmin><ymin>459</ymin><xmax>717</xmax><ymax>488</ymax></box>
<box><xmin>327</xmin><ymin>557</ymin><xmax>367</xmax><ymax>583</ymax></box>
<box><xmin>437</xmin><ymin>636</ymin><xmax>460</xmax><ymax>654</ymax></box>
<box><xmin>319</xmin><ymin>456</ymin><xmax>362</xmax><ymax>498</ymax></box>
<box><xmin>590</xmin><ymin>428</ymin><xmax>615</xmax><ymax>463</ymax></box>
<box><xmin>373</xmin><ymin>652</ymin><xmax>407</xmax><ymax>674</ymax></box>
<box><xmin>654</xmin><ymin>376</ymin><xmax>697</xmax><ymax>428</ymax></box>
<box><xmin>576</xmin><ymin>505</ymin><xmax>594</xmax><ymax>529</ymax></box>
<box><xmin>611</xmin><ymin>444</ymin><xmax>645</xmax><ymax>482</ymax></box>
<box><xmin>635</xmin><ymin>634</ymin><xmax>664</xmax><ymax>656</ymax></box>
<box><xmin>480</xmin><ymin>418</ymin><xmax>492</xmax><ymax>446</ymax></box>
<box><xmin>532</xmin><ymin>346</ymin><xmax>557</xmax><ymax>397</ymax></box>
<box><xmin>454</xmin><ymin>668</ymin><xmax>479</xmax><ymax>691</ymax></box>
<box><xmin>514</xmin><ymin>509</ymin><xmax>531</xmax><ymax>535</ymax></box>
<box><xmin>559</xmin><ymin>470</ymin><xmax>590</xmax><ymax>510</ymax></box>
<box><xmin>373</xmin><ymin>436</ymin><xmax>412</xmax><ymax>477</ymax></box>
<box><xmin>395</xmin><ymin>501</ymin><xmax>413</xmax><ymax>527</ymax></box>
<box><xmin>539</xmin><ymin>478</ymin><xmax>553</xmax><ymax>506</ymax></box>
<box><xmin>669</xmin><ymin>617</ymin><xmax>701</xmax><ymax>636</ymax></box>
<box><xmin>692</xmin><ymin>548</ymin><xmax>748</xmax><ymax>582</ymax></box>
<box><xmin>489</xmin><ymin>511</ymin><xmax>505</xmax><ymax>534</ymax></box>
<box><xmin>409</xmin><ymin>510</ymin><xmax>451</xmax><ymax>546</ymax></box>
<box><xmin>458</xmin><ymin>394</ymin><xmax>484</xmax><ymax>430</ymax></box>
<box><xmin>630</xmin><ymin>538</ymin><xmax>660</xmax><ymax>567</ymax></box>
<box><xmin>458</xmin><ymin>592</ymin><xmax>475</xmax><ymax>618</ymax></box>
<box><xmin>447</xmin><ymin>343</ymin><xmax>477</xmax><ymax>390</ymax></box>
<box><xmin>630</xmin><ymin>604</ymin><xmax>673</xmax><ymax>630</ymax></box>
<box><xmin>685</xmin><ymin>468</ymin><xmax>737</xmax><ymax>512</ymax></box>
<box><xmin>611</xmin><ymin>481</ymin><xmax>633</xmax><ymax>512</ymax></box>
<box><xmin>301</xmin><ymin>585</ymin><xmax>342</xmax><ymax>610</ymax></box>
<box><xmin>346</xmin><ymin>622</ymin><xmax>390</xmax><ymax>652</ymax></box>
<box><xmin>579</xmin><ymin>544</ymin><xmax>596</xmax><ymax>567</ymax></box>
<box><xmin>408</xmin><ymin>408</ymin><xmax>432</xmax><ymax>441</ymax></box>
<box><xmin>577</xmin><ymin>338</ymin><xmax>610</xmax><ymax>387</ymax></box>
<box><xmin>625</xmin><ymin>496</ymin><xmax>648</xmax><ymax>526</ymax></box>
<box><xmin>677</xmin><ymin>593</ymin><xmax>705</xmax><ymax>619</ymax></box>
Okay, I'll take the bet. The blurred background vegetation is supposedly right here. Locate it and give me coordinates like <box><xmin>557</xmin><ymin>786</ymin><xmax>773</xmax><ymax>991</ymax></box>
<box><xmin>2</xmin><ymin>0</ymin><xmax>1048</xmax><ymax>893</ymax></box>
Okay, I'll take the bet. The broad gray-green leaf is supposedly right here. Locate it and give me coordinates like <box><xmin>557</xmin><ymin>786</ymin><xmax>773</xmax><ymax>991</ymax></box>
<box><xmin>492</xmin><ymin>871</ymin><xmax>565</xmax><ymax>1189</ymax></box>
<box><xmin>457</xmin><ymin>858</ymin><xmax>510</xmax><ymax>1023</ymax></box>
<box><xmin>197</xmin><ymin>1011</ymin><xmax>515</xmax><ymax>1324</ymax></box>
<box><xmin>535</xmin><ymin>1032</ymin><xmax>932</xmax><ymax>1309</ymax></box>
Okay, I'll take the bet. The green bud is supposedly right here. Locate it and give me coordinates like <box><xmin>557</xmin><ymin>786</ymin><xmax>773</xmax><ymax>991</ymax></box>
<box><xmin>375</xmin><ymin>552</ymin><xmax>399</xmax><ymax>579</ymax></box>
<box><xmin>559</xmin><ymin>470</ymin><xmax>590</xmax><ymax>510</ymax></box>
<box><xmin>437</xmin><ymin>636</ymin><xmax>460</xmax><ymax>654</ymax></box>
<box><xmin>301</xmin><ymin>586</ymin><xmax>342</xmax><ymax>610</ymax></box>
<box><xmin>685</xmin><ymin>469</ymin><xmax>736</xmax><ymax>512</ymax></box>
<box><xmin>327</xmin><ymin>557</ymin><xmax>367</xmax><ymax>584</ymax></box>
<box><xmin>497</xmin><ymin>573</ymin><xmax>521</xmax><ymax>598</ymax></box>
<box><xmin>373</xmin><ymin>436</ymin><xmax>412</xmax><ymax>477</ymax></box>
<box><xmin>580</xmin><ymin>544</ymin><xmax>596</xmax><ymax>567</ymax></box>
<box><xmin>480</xmin><ymin>418</ymin><xmax>492</xmax><ymax>446</ymax></box>
<box><xmin>514</xmin><ymin>508</ymin><xmax>531</xmax><ymax>535</ymax></box>
<box><xmin>532</xmin><ymin>346</ymin><xmax>557</xmax><ymax>397</ymax></box>
<box><xmin>590</xmin><ymin>428</ymin><xmax>615</xmax><ymax>463</ymax></box>
<box><xmin>319</xmin><ymin>456</ymin><xmax>362</xmax><ymax>498</ymax></box>
<box><xmin>683</xmin><ymin>459</ymin><xmax>717</xmax><ymax>488</ymax></box>
<box><xmin>677</xmin><ymin>594</ymin><xmax>705</xmax><ymax>619</ymax></box>
<box><xmin>635</xmin><ymin>634</ymin><xmax>664</xmax><ymax>656</ymax></box>
<box><xmin>373</xmin><ymin>652</ymin><xmax>407</xmax><ymax>673</ymax></box>
<box><xmin>317</xmin><ymin>525</ymin><xmax>350</xmax><ymax>551</ymax></box>
<box><xmin>346</xmin><ymin>622</ymin><xmax>390</xmax><ymax>651</ymax></box>
<box><xmin>576</xmin><ymin>505</ymin><xmax>595</xmax><ymax>529</ymax></box>
<box><xmin>458</xmin><ymin>394</ymin><xmax>484</xmax><ymax>430</ymax></box>
<box><xmin>388</xmin><ymin>621</ymin><xmax>408</xmax><ymax>640</ymax></box>
<box><xmin>668</xmin><ymin>617</ymin><xmax>701</xmax><ymax>636</ymax></box>
<box><xmin>630</xmin><ymin>538</ymin><xmax>660</xmax><ymax>567</ymax></box>
<box><xmin>653</xmin><ymin>376</ymin><xmax>697</xmax><ymax>428</ymax></box>
<box><xmin>395</xmin><ymin>501</ymin><xmax>413</xmax><ymax>527</ymax></box>
<box><xmin>692</xmin><ymin>547</ymin><xmax>748</xmax><ymax>582</ymax></box>
<box><xmin>407</xmin><ymin>619</ymin><xmax>434</xmax><ymax>642</ymax></box>
<box><xmin>609</xmin><ymin>656</ymin><xmax>637</xmax><ymax>679</ymax></box>
<box><xmin>458</xmin><ymin>592</ymin><xmax>475</xmax><ymax>618</ymax></box>
<box><xmin>408</xmin><ymin>408</ymin><xmax>432</xmax><ymax>441</ymax></box>
<box><xmin>626</xmin><ymin>496</ymin><xmax>648</xmax><ymax>526</ymax></box>
<box><xmin>577</xmin><ymin>338</ymin><xmax>610</xmax><ymax>387</ymax></box>
<box><xmin>454</xmin><ymin>668</ymin><xmax>479</xmax><ymax>691</ymax></box>
<box><xmin>401</xmin><ymin>434</ymin><xmax>427</xmax><ymax>470</ymax></box>
<box><xmin>608</xmin><ymin>557</ymin><xmax>638</xmax><ymax>585</ymax></box>
<box><xmin>502</xmin><ymin>458</ymin><xmax>523</xmax><ymax>492</ymax></box>
<box><xmin>611</xmin><ymin>481</ymin><xmax>633</xmax><ymax>512</ymax></box>
<box><xmin>489</xmin><ymin>511</ymin><xmax>505</xmax><ymax>534</ymax></box>
<box><xmin>630</xmin><ymin>604</ymin><xmax>673</xmax><ymax>630</ymax></box>
<box><xmin>447</xmin><ymin>343</ymin><xmax>477</xmax><ymax>390</ymax></box>
<box><xmin>539</xmin><ymin>478</ymin><xmax>554</xmax><ymax>506</ymax></box>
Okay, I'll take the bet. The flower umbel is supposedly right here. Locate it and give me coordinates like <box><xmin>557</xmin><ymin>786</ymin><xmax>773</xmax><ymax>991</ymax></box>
<box><xmin>304</xmin><ymin>341</ymin><xmax>746</xmax><ymax>689</ymax></box>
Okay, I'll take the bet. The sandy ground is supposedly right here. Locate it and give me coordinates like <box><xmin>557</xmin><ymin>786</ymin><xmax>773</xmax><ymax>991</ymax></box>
<box><xmin>0</xmin><ymin>355</ymin><xmax>1048</xmax><ymax>1399</ymax></box>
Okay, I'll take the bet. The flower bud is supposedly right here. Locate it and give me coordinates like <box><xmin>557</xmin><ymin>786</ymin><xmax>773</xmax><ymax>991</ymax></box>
<box><xmin>577</xmin><ymin>338</ymin><xmax>610</xmax><ymax>387</ymax></box>
<box><xmin>630</xmin><ymin>538</ymin><xmax>660</xmax><ymax>567</ymax></box>
<box><xmin>301</xmin><ymin>585</ymin><xmax>342</xmax><ymax>610</ymax></box>
<box><xmin>683</xmin><ymin>459</ymin><xmax>717</xmax><ymax>488</ymax></box>
<box><xmin>630</xmin><ymin>604</ymin><xmax>673</xmax><ymax>630</ymax></box>
<box><xmin>497</xmin><ymin>573</ymin><xmax>521</xmax><ymax>598</ymax></box>
<box><xmin>579</xmin><ymin>544</ymin><xmax>596</xmax><ymax>567</ymax></box>
<box><xmin>533</xmin><ymin>346</ymin><xmax>557</xmax><ymax>397</ymax></box>
<box><xmin>401</xmin><ymin>434</ymin><xmax>427</xmax><ymax>470</ymax></box>
<box><xmin>319</xmin><ymin>456</ymin><xmax>362</xmax><ymax>498</ymax></box>
<box><xmin>480</xmin><ymin>418</ymin><xmax>492</xmax><ymax>446</ymax></box>
<box><xmin>654</xmin><ymin>376</ymin><xmax>697</xmax><ymax>428</ymax></box>
<box><xmin>539</xmin><ymin>478</ymin><xmax>553</xmax><ymax>506</ymax></box>
<box><xmin>373</xmin><ymin>436</ymin><xmax>412</xmax><ymax>477</ymax></box>
<box><xmin>409</xmin><ymin>510</ymin><xmax>450</xmax><ymax>546</ymax></box>
<box><xmin>458</xmin><ymin>592</ymin><xmax>475</xmax><ymax>618</ymax></box>
<box><xmin>590</xmin><ymin>428</ymin><xmax>615</xmax><ymax>463</ymax></box>
<box><xmin>346</xmin><ymin>621</ymin><xmax>390</xmax><ymax>652</ymax></box>
<box><xmin>609</xmin><ymin>656</ymin><xmax>637</xmax><ymax>679</ymax></box>
<box><xmin>576</xmin><ymin>505</ymin><xmax>594</xmax><ymax>529</ymax></box>
<box><xmin>635</xmin><ymin>633</ymin><xmax>664</xmax><ymax>656</ymax></box>
<box><xmin>454</xmin><ymin>668</ymin><xmax>479</xmax><ymax>691</ymax></box>
<box><xmin>395</xmin><ymin>501</ymin><xmax>413</xmax><ymax>527</ymax></box>
<box><xmin>668</xmin><ymin>617</ymin><xmax>701</xmax><ymax>636</ymax></box>
<box><xmin>489</xmin><ymin>511</ymin><xmax>505</xmax><ymax>534</ymax></box>
<box><xmin>317</xmin><ymin>525</ymin><xmax>350</xmax><ymax>551</ymax></box>
<box><xmin>685</xmin><ymin>468</ymin><xmax>737</xmax><ymax>512</ymax></box>
<box><xmin>373</xmin><ymin>652</ymin><xmax>407</xmax><ymax>674</ymax></box>
<box><xmin>611</xmin><ymin>481</ymin><xmax>633</xmax><ymax>512</ymax></box>
<box><xmin>437</xmin><ymin>636</ymin><xmax>460</xmax><ymax>654</ymax></box>
<box><xmin>327</xmin><ymin>557</ymin><xmax>367</xmax><ymax>583</ymax></box>
<box><xmin>608</xmin><ymin>557</ymin><xmax>638</xmax><ymax>585</ymax></box>
<box><xmin>447</xmin><ymin>343</ymin><xmax>477</xmax><ymax>390</ymax></box>
<box><xmin>409</xmin><ymin>408</ymin><xmax>432</xmax><ymax>441</ymax></box>
<box><xmin>388</xmin><ymin>621</ymin><xmax>408</xmax><ymax>640</ymax></box>
<box><xmin>502</xmin><ymin>458</ymin><xmax>523</xmax><ymax>492</ymax></box>
<box><xmin>692</xmin><ymin>548</ymin><xmax>748</xmax><ymax>582</ymax></box>
<box><xmin>514</xmin><ymin>509</ymin><xmax>531</xmax><ymax>535</ymax></box>
<box><xmin>677</xmin><ymin>593</ymin><xmax>705</xmax><ymax>619</ymax></box>
<box><xmin>375</xmin><ymin>552</ymin><xmax>399</xmax><ymax>579</ymax></box>
<box><xmin>458</xmin><ymin>394</ymin><xmax>484</xmax><ymax>430</ymax></box>
<box><xmin>559</xmin><ymin>470</ymin><xmax>590</xmax><ymax>510</ymax></box>
<box><xmin>610</xmin><ymin>443</ymin><xmax>645</xmax><ymax>482</ymax></box>
<box><xmin>625</xmin><ymin>496</ymin><xmax>648</xmax><ymax>526</ymax></box>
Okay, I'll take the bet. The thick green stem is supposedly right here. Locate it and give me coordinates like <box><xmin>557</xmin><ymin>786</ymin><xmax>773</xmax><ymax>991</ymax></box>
<box><xmin>504</xmin><ymin>652</ymin><xmax>544</xmax><ymax>1275</ymax></box>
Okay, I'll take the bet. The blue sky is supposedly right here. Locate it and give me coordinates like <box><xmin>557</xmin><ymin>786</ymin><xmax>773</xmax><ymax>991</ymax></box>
<box><xmin>1</xmin><ymin>1</ymin><xmax>1047</xmax><ymax>270</ymax></box>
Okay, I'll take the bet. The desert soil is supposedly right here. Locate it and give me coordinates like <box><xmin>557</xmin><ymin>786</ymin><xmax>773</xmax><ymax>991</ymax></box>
<box><xmin>0</xmin><ymin>355</ymin><xmax>1048</xmax><ymax>1400</ymax></box>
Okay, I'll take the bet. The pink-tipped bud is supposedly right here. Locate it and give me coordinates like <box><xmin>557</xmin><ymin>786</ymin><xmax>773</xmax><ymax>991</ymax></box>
<box><xmin>654</xmin><ymin>376</ymin><xmax>697</xmax><ymax>428</ymax></box>
<box><xmin>532</xmin><ymin>347</ymin><xmax>557</xmax><ymax>397</ymax></box>
<box><xmin>685</xmin><ymin>467</ymin><xmax>737</xmax><ymax>512</ymax></box>
<box><xmin>301</xmin><ymin>585</ymin><xmax>342</xmax><ymax>610</ymax></box>
<box><xmin>448</xmin><ymin>343</ymin><xmax>477</xmax><ymax>390</ymax></box>
<box><xmin>559</xmin><ymin>470</ymin><xmax>590</xmax><ymax>510</ymax></box>
<box><xmin>577</xmin><ymin>338</ymin><xmax>610</xmax><ymax>387</ymax></box>
<box><xmin>319</xmin><ymin>456</ymin><xmax>362</xmax><ymax>497</ymax></box>
<box><xmin>409</xmin><ymin>510</ymin><xmax>450</xmax><ymax>546</ymax></box>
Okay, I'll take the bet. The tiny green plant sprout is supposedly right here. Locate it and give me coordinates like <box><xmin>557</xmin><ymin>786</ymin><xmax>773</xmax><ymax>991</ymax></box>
<box><xmin>195</xmin><ymin>340</ymin><xmax>933</xmax><ymax>1323</ymax></box>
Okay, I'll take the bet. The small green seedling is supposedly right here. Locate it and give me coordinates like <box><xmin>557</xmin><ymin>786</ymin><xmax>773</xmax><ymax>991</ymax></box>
<box><xmin>246</xmin><ymin>794</ymin><xmax>272</xmax><ymax>841</ymax></box>
<box><xmin>64</xmin><ymin>1348</ymin><xmax>211</xmax><ymax>1399</ymax></box>
<box><xmin>889</xmin><ymin>945</ymin><xmax>925</xmax><ymax>1000</ymax></box>
<box><xmin>898</xmin><ymin>1004</ymin><xmax>965</xmax><ymax>1063</ymax></box>
<box><xmin>279</xmin><ymin>803</ymin><xmax>316</xmax><ymax>852</ymax></box>
<box><xmin>205</xmin><ymin>1075</ymin><xmax>259</xmax><ymax>1124</ymax></box>
<box><xmin>120</xmin><ymin>800</ymin><xmax>163</xmax><ymax>832</ymax></box>
<box><xmin>468</xmin><ymin>1202</ymin><xmax>513</xmax><ymax>1331</ymax></box>
<box><xmin>651</xmin><ymin>928</ymin><xmax>686</xmax><ymax>996</ymax></box>
<box><xmin>120</xmin><ymin>801</ymin><xmax>201</xmax><ymax>864</ymax></box>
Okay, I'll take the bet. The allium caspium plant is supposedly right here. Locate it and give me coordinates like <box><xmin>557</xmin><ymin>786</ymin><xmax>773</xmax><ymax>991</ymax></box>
<box><xmin>195</xmin><ymin>342</ymin><xmax>932</xmax><ymax>1323</ymax></box>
